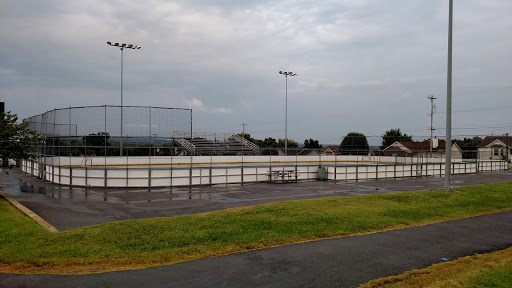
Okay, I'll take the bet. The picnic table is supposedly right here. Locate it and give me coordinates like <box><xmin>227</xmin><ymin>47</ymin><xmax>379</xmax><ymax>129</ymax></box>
<box><xmin>267</xmin><ymin>169</ymin><xmax>298</xmax><ymax>183</ymax></box>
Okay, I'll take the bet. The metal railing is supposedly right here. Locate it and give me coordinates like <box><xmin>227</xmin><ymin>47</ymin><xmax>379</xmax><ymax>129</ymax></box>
<box><xmin>21</xmin><ymin>153</ymin><xmax>507</xmax><ymax>188</ymax></box>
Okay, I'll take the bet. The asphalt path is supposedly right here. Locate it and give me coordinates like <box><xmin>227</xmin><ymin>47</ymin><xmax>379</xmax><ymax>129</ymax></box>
<box><xmin>2</xmin><ymin>211</ymin><xmax>512</xmax><ymax>288</ymax></box>
<box><xmin>1</xmin><ymin>168</ymin><xmax>511</xmax><ymax>230</ymax></box>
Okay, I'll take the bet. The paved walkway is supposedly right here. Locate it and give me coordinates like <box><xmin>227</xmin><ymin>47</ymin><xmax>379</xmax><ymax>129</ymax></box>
<box><xmin>1</xmin><ymin>211</ymin><xmax>512</xmax><ymax>288</ymax></box>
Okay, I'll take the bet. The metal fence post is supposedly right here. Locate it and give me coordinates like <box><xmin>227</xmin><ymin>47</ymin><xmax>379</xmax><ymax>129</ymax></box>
<box><xmin>356</xmin><ymin>155</ymin><xmax>359</xmax><ymax>182</ymax></box>
<box><xmin>241</xmin><ymin>154</ymin><xmax>244</xmax><ymax>185</ymax></box>
<box><xmin>104</xmin><ymin>105</ymin><xmax>107</xmax><ymax>188</ymax></box>
<box><xmin>148</xmin><ymin>106</ymin><xmax>152</xmax><ymax>187</ymax></box>
<box><xmin>209</xmin><ymin>155</ymin><xmax>212</xmax><ymax>186</ymax></box>
<box><xmin>394</xmin><ymin>154</ymin><xmax>397</xmax><ymax>179</ymax></box>
<box><xmin>334</xmin><ymin>154</ymin><xmax>337</xmax><ymax>181</ymax></box>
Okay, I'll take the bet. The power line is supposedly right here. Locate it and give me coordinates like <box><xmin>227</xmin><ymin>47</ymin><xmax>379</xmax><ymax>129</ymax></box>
<box><xmin>437</xmin><ymin>104</ymin><xmax>512</xmax><ymax>114</ymax></box>
<box><xmin>437</xmin><ymin>125</ymin><xmax>512</xmax><ymax>131</ymax></box>
<box><xmin>454</xmin><ymin>86</ymin><xmax>512</xmax><ymax>96</ymax></box>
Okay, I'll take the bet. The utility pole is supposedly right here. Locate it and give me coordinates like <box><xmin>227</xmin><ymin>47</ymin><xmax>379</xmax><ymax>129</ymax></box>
<box><xmin>241</xmin><ymin>123</ymin><xmax>247</xmax><ymax>140</ymax></box>
<box><xmin>428</xmin><ymin>95</ymin><xmax>437</xmax><ymax>157</ymax></box>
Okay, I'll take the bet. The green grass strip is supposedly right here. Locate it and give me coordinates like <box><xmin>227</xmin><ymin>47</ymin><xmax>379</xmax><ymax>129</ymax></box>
<box><xmin>359</xmin><ymin>247</ymin><xmax>512</xmax><ymax>288</ymax></box>
<box><xmin>1</xmin><ymin>181</ymin><xmax>511</xmax><ymax>274</ymax></box>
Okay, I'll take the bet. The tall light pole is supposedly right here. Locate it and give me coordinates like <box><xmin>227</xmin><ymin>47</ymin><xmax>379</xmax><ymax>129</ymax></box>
<box><xmin>279</xmin><ymin>71</ymin><xmax>298</xmax><ymax>154</ymax></box>
<box><xmin>445</xmin><ymin>0</ymin><xmax>453</xmax><ymax>191</ymax></box>
<box><xmin>106</xmin><ymin>41</ymin><xmax>141</xmax><ymax>156</ymax></box>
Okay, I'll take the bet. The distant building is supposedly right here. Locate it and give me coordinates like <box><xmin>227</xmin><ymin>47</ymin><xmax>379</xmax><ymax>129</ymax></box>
<box><xmin>382</xmin><ymin>141</ymin><xmax>463</xmax><ymax>159</ymax></box>
<box><xmin>322</xmin><ymin>145</ymin><xmax>341</xmax><ymax>155</ymax></box>
<box><xmin>477</xmin><ymin>136</ymin><xmax>512</xmax><ymax>162</ymax></box>
<box><xmin>277</xmin><ymin>148</ymin><xmax>321</xmax><ymax>156</ymax></box>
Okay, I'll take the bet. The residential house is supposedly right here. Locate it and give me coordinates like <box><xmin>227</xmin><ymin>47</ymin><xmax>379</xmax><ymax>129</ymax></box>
<box><xmin>277</xmin><ymin>148</ymin><xmax>321</xmax><ymax>156</ymax></box>
<box><xmin>477</xmin><ymin>136</ymin><xmax>512</xmax><ymax>161</ymax></box>
<box><xmin>382</xmin><ymin>141</ymin><xmax>463</xmax><ymax>159</ymax></box>
<box><xmin>322</xmin><ymin>145</ymin><xmax>341</xmax><ymax>155</ymax></box>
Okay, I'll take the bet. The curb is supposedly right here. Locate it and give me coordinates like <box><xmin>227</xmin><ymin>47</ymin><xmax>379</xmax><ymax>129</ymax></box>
<box><xmin>0</xmin><ymin>190</ymin><xmax>58</xmax><ymax>232</ymax></box>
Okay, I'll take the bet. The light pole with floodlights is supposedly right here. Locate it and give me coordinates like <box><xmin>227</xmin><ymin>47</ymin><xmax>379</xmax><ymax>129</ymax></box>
<box><xmin>106</xmin><ymin>41</ymin><xmax>141</xmax><ymax>156</ymax></box>
<box><xmin>279</xmin><ymin>71</ymin><xmax>298</xmax><ymax>154</ymax></box>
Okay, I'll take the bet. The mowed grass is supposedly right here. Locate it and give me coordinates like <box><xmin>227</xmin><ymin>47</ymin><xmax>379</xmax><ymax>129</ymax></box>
<box><xmin>359</xmin><ymin>246</ymin><xmax>512</xmax><ymax>288</ymax></box>
<box><xmin>0</xmin><ymin>181</ymin><xmax>511</xmax><ymax>274</ymax></box>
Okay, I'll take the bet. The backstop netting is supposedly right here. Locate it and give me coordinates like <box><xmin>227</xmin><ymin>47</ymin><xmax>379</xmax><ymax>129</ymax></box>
<box><xmin>23</xmin><ymin>105</ymin><xmax>192</xmax><ymax>139</ymax></box>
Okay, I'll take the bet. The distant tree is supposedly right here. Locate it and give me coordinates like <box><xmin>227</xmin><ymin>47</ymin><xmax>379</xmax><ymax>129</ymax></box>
<box><xmin>278</xmin><ymin>139</ymin><xmax>298</xmax><ymax>148</ymax></box>
<box><xmin>84</xmin><ymin>132</ymin><xmax>111</xmax><ymax>147</ymax></box>
<box><xmin>455</xmin><ymin>137</ymin><xmax>482</xmax><ymax>148</ymax></box>
<box><xmin>304</xmin><ymin>138</ymin><xmax>322</xmax><ymax>149</ymax></box>
<box><xmin>455</xmin><ymin>136</ymin><xmax>482</xmax><ymax>159</ymax></box>
<box><xmin>83</xmin><ymin>132</ymin><xmax>111</xmax><ymax>156</ymax></box>
<box><xmin>0</xmin><ymin>112</ymin><xmax>42</xmax><ymax>168</ymax></box>
<box><xmin>381</xmin><ymin>129</ymin><xmax>413</xmax><ymax>150</ymax></box>
<box><xmin>422</xmin><ymin>138</ymin><xmax>446</xmax><ymax>144</ymax></box>
<box><xmin>262</xmin><ymin>137</ymin><xmax>278</xmax><ymax>148</ymax></box>
<box><xmin>340</xmin><ymin>132</ymin><xmax>369</xmax><ymax>155</ymax></box>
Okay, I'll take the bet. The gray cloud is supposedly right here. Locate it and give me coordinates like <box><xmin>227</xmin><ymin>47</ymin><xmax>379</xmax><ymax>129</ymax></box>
<box><xmin>1</xmin><ymin>0</ymin><xmax>511</xmax><ymax>144</ymax></box>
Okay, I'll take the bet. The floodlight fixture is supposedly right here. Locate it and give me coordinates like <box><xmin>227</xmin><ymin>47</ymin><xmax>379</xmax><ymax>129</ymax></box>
<box><xmin>279</xmin><ymin>71</ymin><xmax>298</xmax><ymax>77</ymax></box>
<box><xmin>107</xmin><ymin>42</ymin><xmax>142</xmax><ymax>50</ymax></box>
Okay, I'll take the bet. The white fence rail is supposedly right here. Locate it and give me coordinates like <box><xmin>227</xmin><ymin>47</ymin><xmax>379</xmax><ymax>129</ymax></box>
<box><xmin>21</xmin><ymin>155</ymin><xmax>508</xmax><ymax>188</ymax></box>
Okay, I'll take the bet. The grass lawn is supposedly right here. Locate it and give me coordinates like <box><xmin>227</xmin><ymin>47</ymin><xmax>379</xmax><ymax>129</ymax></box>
<box><xmin>359</xmin><ymin>246</ymin><xmax>512</xmax><ymax>288</ymax></box>
<box><xmin>0</xmin><ymin>181</ymin><xmax>511</xmax><ymax>274</ymax></box>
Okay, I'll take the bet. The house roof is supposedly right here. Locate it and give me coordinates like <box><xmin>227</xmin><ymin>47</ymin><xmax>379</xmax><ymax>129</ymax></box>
<box><xmin>383</xmin><ymin>141</ymin><xmax>461</xmax><ymax>153</ymax></box>
<box><xmin>279</xmin><ymin>148</ymin><xmax>321</xmax><ymax>155</ymax></box>
<box><xmin>478</xmin><ymin>136</ymin><xmax>512</xmax><ymax>148</ymax></box>
<box><xmin>384</xmin><ymin>141</ymin><xmax>445</xmax><ymax>152</ymax></box>
<box><xmin>324</xmin><ymin>145</ymin><xmax>339</xmax><ymax>151</ymax></box>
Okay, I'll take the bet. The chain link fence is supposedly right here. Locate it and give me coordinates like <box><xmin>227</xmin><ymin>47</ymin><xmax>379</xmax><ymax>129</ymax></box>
<box><xmin>23</xmin><ymin>105</ymin><xmax>193</xmax><ymax>160</ymax></box>
<box><xmin>20</xmin><ymin>107</ymin><xmax>509</xmax><ymax>187</ymax></box>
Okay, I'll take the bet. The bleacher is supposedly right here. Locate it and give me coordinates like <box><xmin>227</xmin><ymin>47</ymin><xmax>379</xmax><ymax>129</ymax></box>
<box><xmin>173</xmin><ymin>132</ymin><xmax>259</xmax><ymax>156</ymax></box>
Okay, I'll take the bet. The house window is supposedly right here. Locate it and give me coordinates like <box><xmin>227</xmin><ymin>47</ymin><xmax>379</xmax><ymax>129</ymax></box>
<box><xmin>494</xmin><ymin>149</ymin><xmax>499</xmax><ymax>156</ymax></box>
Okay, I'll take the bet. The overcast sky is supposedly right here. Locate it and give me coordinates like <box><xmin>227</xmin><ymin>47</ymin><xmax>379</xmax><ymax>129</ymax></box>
<box><xmin>1</xmin><ymin>0</ymin><xmax>511</xmax><ymax>145</ymax></box>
